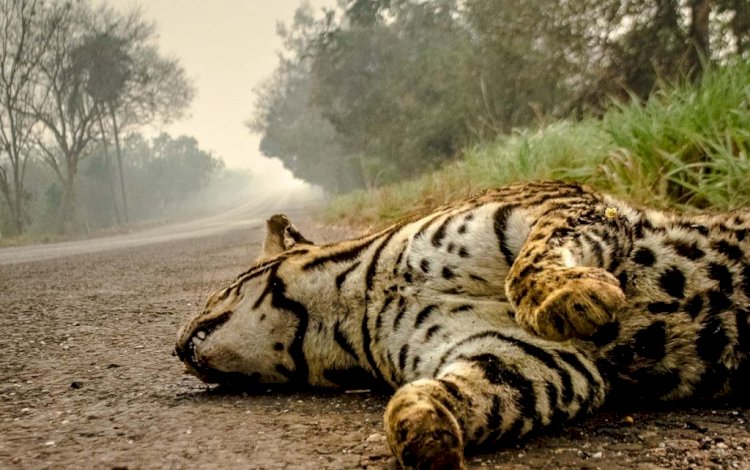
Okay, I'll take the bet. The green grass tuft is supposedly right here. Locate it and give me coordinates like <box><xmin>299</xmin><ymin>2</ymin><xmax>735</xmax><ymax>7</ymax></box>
<box><xmin>327</xmin><ymin>61</ymin><xmax>750</xmax><ymax>227</ymax></box>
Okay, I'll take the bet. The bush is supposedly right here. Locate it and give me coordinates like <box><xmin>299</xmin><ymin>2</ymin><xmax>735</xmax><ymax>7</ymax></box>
<box><xmin>327</xmin><ymin>62</ymin><xmax>750</xmax><ymax>226</ymax></box>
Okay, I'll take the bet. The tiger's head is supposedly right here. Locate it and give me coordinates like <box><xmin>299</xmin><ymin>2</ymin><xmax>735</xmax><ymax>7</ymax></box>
<box><xmin>175</xmin><ymin>215</ymin><xmax>370</xmax><ymax>388</ymax></box>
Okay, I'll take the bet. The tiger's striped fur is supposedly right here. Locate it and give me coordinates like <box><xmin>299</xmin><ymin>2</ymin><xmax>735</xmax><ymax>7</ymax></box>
<box><xmin>176</xmin><ymin>181</ymin><xmax>750</xmax><ymax>469</ymax></box>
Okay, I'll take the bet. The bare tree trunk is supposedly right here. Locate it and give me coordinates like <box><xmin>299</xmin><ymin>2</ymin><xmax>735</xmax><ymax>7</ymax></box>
<box><xmin>96</xmin><ymin>113</ymin><xmax>121</xmax><ymax>226</ymax></box>
<box><xmin>0</xmin><ymin>164</ymin><xmax>27</xmax><ymax>235</ymax></box>
<box><xmin>110</xmin><ymin>106</ymin><xmax>128</xmax><ymax>224</ymax></box>
<box><xmin>686</xmin><ymin>0</ymin><xmax>712</xmax><ymax>77</ymax></box>
<box><xmin>0</xmin><ymin>0</ymin><xmax>56</xmax><ymax>236</ymax></box>
<box><xmin>11</xmin><ymin>177</ymin><xmax>23</xmax><ymax>234</ymax></box>
<box><xmin>358</xmin><ymin>154</ymin><xmax>372</xmax><ymax>191</ymax></box>
<box><xmin>56</xmin><ymin>174</ymin><xmax>76</xmax><ymax>234</ymax></box>
<box><xmin>0</xmin><ymin>177</ymin><xmax>21</xmax><ymax>235</ymax></box>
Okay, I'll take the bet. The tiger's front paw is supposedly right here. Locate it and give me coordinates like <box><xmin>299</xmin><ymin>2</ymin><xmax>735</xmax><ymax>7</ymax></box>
<box><xmin>518</xmin><ymin>268</ymin><xmax>625</xmax><ymax>341</ymax></box>
<box><xmin>385</xmin><ymin>381</ymin><xmax>466</xmax><ymax>470</ymax></box>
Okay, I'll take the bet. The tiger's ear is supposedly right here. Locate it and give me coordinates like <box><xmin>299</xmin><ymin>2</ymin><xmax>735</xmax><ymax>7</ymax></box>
<box><xmin>260</xmin><ymin>214</ymin><xmax>314</xmax><ymax>258</ymax></box>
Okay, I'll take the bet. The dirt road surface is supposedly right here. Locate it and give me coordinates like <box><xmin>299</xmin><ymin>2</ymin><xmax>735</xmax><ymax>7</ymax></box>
<box><xmin>1</xmin><ymin>193</ymin><xmax>749</xmax><ymax>469</ymax></box>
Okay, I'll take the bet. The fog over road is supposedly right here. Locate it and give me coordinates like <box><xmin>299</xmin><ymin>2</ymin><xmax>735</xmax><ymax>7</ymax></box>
<box><xmin>0</xmin><ymin>188</ymin><xmax>319</xmax><ymax>266</ymax></box>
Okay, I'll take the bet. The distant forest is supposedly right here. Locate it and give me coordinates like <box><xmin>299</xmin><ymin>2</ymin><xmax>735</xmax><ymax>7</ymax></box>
<box><xmin>251</xmin><ymin>0</ymin><xmax>749</xmax><ymax>193</ymax></box>
<box><xmin>0</xmin><ymin>0</ymin><xmax>248</xmax><ymax>239</ymax></box>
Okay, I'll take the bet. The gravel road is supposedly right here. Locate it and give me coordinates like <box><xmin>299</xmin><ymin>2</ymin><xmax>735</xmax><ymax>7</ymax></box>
<box><xmin>1</xmin><ymin>197</ymin><xmax>749</xmax><ymax>469</ymax></box>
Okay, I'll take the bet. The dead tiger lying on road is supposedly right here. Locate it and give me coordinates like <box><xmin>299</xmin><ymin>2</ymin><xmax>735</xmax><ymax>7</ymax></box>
<box><xmin>175</xmin><ymin>180</ymin><xmax>750</xmax><ymax>469</ymax></box>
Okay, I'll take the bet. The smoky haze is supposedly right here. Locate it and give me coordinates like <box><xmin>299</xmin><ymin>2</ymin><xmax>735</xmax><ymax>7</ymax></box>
<box><xmin>1</xmin><ymin>0</ymin><xmax>747</xmax><ymax>242</ymax></box>
<box><xmin>102</xmin><ymin>0</ymin><xmax>336</xmax><ymax>177</ymax></box>
<box><xmin>0</xmin><ymin>0</ymin><xmax>332</xmax><ymax>242</ymax></box>
<box><xmin>249</xmin><ymin>0</ymin><xmax>747</xmax><ymax>194</ymax></box>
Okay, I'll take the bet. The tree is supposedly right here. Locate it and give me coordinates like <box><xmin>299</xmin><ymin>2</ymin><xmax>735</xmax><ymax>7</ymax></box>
<box><xmin>72</xmin><ymin>30</ymin><xmax>130</xmax><ymax>225</ymax></box>
<box><xmin>110</xmin><ymin>43</ymin><xmax>193</xmax><ymax>222</ymax></box>
<box><xmin>252</xmin><ymin>62</ymin><xmax>362</xmax><ymax>192</ymax></box>
<box><xmin>561</xmin><ymin>0</ymin><xmax>749</xmax><ymax>109</ymax></box>
<box><xmin>30</xmin><ymin>2</ymin><xmax>192</xmax><ymax>233</ymax></box>
<box><xmin>250</xmin><ymin>5</ymin><xmax>364</xmax><ymax>192</ymax></box>
<box><xmin>715</xmin><ymin>0</ymin><xmax>750</xmax><ymax>58</ymax></box>
<box><xmin>29</xmin><ymin>1</ymin><xmax>102</xmax><ymax>233</ymax></box>
<box><xmin>252</xmin><ymin>1</ymin><xmax>475</xmax><ymax>191</ymax></box>
<box><xmin>127</xmin><ymin>133</ymin><xmax>224</xmax><ymax>215</ymax></box>
<box><xmin>0</xmin><ymin>0</ymin><xmax>61</xmax><ymax>234</ymax></box>
<box><xmin>74</xmin><ymin>7</ymin><xmax>193</xmax><ymax>223</ymax></box>
<box><xmin>75</xmin><ymin>131</ymin><xmax>232</xmax><ymax>226</ymax></box>
<box><xmin>311</xmin><ymin>0</ymin><xmax>474</xmax><ymax>180</ymax></box>
<box><xmin>463</xmin><ymin>0</ymin><xmax>577</xmax><ymax>132</ymax></box>
<box><xmin>252</xmin><ymin>0</ymin><xmax>750</xmax><ymax>192</ymax></box>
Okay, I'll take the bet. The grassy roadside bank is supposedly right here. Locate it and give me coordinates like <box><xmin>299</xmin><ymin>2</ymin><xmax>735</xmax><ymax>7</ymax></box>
<box><xmin>326</xmin><ymin>61</ymin><xmax>750</xmax><ymax>228</ymax></box>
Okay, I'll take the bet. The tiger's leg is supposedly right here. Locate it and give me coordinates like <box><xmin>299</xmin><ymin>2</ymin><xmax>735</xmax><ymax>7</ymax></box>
<box><xmin>505</xmin><ymin>209</ymin><xmax>632</xmax><ymax>341</ymax></box>
<box><xmin>384</xmin><ymin>335</ymin><xmax>606</xmax><ymax>469</ymax></box>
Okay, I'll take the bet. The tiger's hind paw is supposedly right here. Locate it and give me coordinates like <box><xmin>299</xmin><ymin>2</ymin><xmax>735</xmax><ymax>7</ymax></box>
<box><xmin>385</xmin><ymin>382</ymin><xmax>466</xmax><ymax>470</ymax></box>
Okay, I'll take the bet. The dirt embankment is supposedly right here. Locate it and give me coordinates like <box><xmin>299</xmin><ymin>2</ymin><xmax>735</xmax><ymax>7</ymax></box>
<box><xmin>1</xmin><ymin>219</ymin><xmax>749</xmax><ymax>469</ymax></box>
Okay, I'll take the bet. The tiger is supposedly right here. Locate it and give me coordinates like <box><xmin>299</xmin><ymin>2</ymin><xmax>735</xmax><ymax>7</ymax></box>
<box><xmin>175</xmin><ymin>180</ymin><xmax>750</xmax><ymax>469</ymax></box>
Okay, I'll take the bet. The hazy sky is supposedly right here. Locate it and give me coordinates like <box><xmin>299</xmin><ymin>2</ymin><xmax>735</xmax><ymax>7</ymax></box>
<box><xmin>104</xmin><ymin>0</ymin><xmax>335</xmax><ymax>183</ymax></box>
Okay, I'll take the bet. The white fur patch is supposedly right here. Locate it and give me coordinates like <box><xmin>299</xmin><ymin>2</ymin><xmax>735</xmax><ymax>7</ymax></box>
<box><xmin>503</xmin><ymin>209</ymin><xmax>531</xmax><ymax>258</ymax></box>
